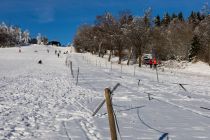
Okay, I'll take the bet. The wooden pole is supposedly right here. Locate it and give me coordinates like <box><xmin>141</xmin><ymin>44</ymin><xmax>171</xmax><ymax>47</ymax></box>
<box><xmin>138</xmin><ymin>79</ymin><xmax>141</xmax><ymax>86</ymax></box>
<box><xmin>104</xmin><ymin>88</ymin><xmax>117</xmax><ymax>140</ymax></box>
<box><xmin>111</xmin><ymin>62</ymin><xmax>112</xmax><ymax>71</ymax></box>
<box><xmin>155</xmin><ymin>67</ymin><xmax>159</xmax><ymax>82</ymax></box>
<box><xmin>76</xmin><ymin>67</ymin><xmax>79</xmax><ymax>85</ymax></box>
<box><xmin>70</xmin><ymin>61</ymin><xmax>74</xmax><ymax>78</ymax></box>
<box><xmin>120</xmin><ymin>64</ymin><xmax>122</xmax><ymax>75</ymax></box>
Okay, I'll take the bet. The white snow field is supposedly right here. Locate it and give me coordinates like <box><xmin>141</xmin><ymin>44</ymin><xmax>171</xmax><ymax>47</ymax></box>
<box><xmin>1</xmin><ymin>45</ymin><xmax>210</xmax><ymax>140</ymax></box>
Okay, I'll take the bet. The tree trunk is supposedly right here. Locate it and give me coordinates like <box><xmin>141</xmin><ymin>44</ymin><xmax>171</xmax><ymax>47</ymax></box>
<box><xmin>118</xmin><ymin>43</ymin><xmax>122</xmax><ymax>65</ymax></box>
<box><xmin>118</xmin><ymin>56</ymin><xmax>122</xmax><ymax>64</ymax></box>
<box><xmin>127</xmin><ymin>47</ymin><xmax>132</xmax><ymax>65</ymax></box>
<box><xmin>108</xmin><ymin>50</ymin><xmax>112</xmax><ymax>62</ymax></box>
<box><xmin>118</xmin><ymin>49</ymin><xmax>122</xmax><ymax>64</ymax></box>
<box><xmin>138</xmin><ymin>54</ymin><xmax>142</xmax><ymax>67</ymax></box>
<box><xmin>138</xmin><ymin>46</ymin><xmax>142</xmax><ymax>67</ymax></box>
<box><xmin>98</xmin><ymin>41</ymin><xmax>102</xmax><ymax>57</ymax></box>
<box><xmin>208</xmin><ymin>44</ymin><xmax>210</xmax><ymax>66</ymax></box>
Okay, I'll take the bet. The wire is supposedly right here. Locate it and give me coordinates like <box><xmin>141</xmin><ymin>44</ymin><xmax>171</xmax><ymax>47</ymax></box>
<box><xmin>113</xmin><ymin>110</ymin><xmax>123</xmax><ymax>140</ymax></box>
<box><xmin>137</xmin><ymin>108</ymin><xmax>170</xmax><ymax>140</ymax></box>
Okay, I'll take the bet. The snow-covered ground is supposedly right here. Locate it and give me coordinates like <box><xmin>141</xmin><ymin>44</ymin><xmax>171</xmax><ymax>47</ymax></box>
<box><xmin>1</xmin><ymin>45</ymin><xmax>210</xmax><ymax>140</ymax></box>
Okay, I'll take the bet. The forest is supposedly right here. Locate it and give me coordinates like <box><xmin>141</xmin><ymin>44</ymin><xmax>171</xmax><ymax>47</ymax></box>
<box><xmin>73</xmin><ymin>6</ymin><xmax>210</xmax><ymax>66</ymax></box>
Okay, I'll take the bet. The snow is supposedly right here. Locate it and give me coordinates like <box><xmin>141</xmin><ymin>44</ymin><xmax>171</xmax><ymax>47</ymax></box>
<box><xmin>1</xmin><ymin>45</ymin><xmax>210</xmax><ymax>140</ymax></box>
<box><xmin>183</xmin><ymin>61</ymin><xmax>210</xmax><ymax>75</ymax></box>
<box><xmin>160</xmin><ymin>60</ymin><xmax>210</xmax><ymax>76</ymax></box>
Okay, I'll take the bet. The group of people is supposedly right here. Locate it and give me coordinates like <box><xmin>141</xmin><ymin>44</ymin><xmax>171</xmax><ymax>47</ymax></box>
<box><xmin>55</xmin><ymin>50</ymin><xmax>62</xmax><ymax>58</ymax></box>
<box><xmin>149</xmin><ymin>58</ymin><xmax>158</xmax><ymax>69</ymax></box>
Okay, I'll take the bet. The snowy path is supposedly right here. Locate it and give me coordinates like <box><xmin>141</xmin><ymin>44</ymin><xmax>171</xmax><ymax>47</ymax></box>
<box><xmin>1</xmin><ymin>45</ymin><xmax>210</xmax><ymax>140</ymax></box>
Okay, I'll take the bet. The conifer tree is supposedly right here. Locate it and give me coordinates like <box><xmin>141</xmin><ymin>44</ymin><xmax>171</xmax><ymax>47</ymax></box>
<box><xmin>162</xmin><ymin>13</ymin><xmax>171</xmax><ymax>26</ymax></box>
<box><xmin>154</xmin><ymin>15</ymin><xmax>161</xmax><ymax>27</ymax></box>
<box><xmin>178</xmin><ymin>12</ymin><xmax>184</xmax><ymax>21</ymax></box>
<box><xmin>189</xmin><ymin>35</ymin><xmax>201</xmax><ymax>61</ymax></box>
<box><xmin>171</xmin><ymin>13</ymin><xmax>177</xmax><ymax>20</ymax></box>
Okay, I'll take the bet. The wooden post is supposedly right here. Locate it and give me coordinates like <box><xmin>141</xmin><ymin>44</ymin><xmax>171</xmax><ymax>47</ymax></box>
<box><xmin>70</xmin><ymin>61</ymin><xmax>74</xmax><ymax>78</ymax></box>
<box><xmin>105</xmin><ymin>88</ymin><xmax>117</xmax><ymax>140</ymax></box>
<box><xmin>138</xmin><ymin>80</ymin><xmax>141</xmax><ymax>86</ymax></box>
<box><xmin>111</xmin><ymin>62</ymin><xmax>112</xmax><ymax>71</ymax></box>
<box><xmin>76</xmin><ymin>67</ymin><xmax>79</xmax><ymax>85</ymax></box>
<box><xmin>134</xmin><ymin>66</ymin><xmax>136</xmax><ymax>76</ymax></box>
<box><xmin>120</xmin><ymin>64</ymin><xmax>122</xmax><ymax>75</ymax></box>
<box><xmin>155</xmin><ymin>67</ymin><xmax>159</xmax><ymax>82</ymax></box>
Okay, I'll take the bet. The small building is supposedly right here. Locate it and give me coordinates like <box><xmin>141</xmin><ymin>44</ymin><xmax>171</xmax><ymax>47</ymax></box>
<box><xmin>48</xmin><ymin>41</ymin><xmax>61</xmax><ymax>46</ymax></box>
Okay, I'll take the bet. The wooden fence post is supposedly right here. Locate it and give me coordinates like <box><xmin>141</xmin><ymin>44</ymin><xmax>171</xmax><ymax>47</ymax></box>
<box><xmin>111</xmin><ymin>62</ymin><xmax>112</xmax><ymax>71</ymax></box>
<box><xmin>76</xmin><ymin>67</ymin><xmax>79</xmax><ymax>85</ymax></box>
<box><xmin>70</xmin><ymin>61</ymin><xmax>74</xmax><ymax>78</ymax></box>
<box><xmin>138</xmin><ymin>79</ymin><xmax>141</xmax><ymax>86</ymax></box>
<box><xmin>134</xmin><ymin>66</ymin><xmax>136</xmax><ymax>76</ymax></box>
<box><xmin>105</xmin><ymin>88</ymin><xmax>117</xmax><ymax>140</ymax></box>
<box><xmin>156</xmin><ymin>67</ymin><xmax>159</xmax><ymax>82</ymax></box>
<box><xmin>120</xmin><ymin>64</ymin><xmax>122</xmax><ymax>75</ymax></box>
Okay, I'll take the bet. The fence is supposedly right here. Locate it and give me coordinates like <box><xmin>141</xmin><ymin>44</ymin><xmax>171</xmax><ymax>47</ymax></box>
<box><xmin>64</xmin><ymin>53</ymin><xmax>210</xmax><ymax>140</ymax></box>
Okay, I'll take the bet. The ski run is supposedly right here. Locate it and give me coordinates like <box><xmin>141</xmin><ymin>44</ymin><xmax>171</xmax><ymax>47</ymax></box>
<box><xmin>1</xmin><ymin>45</ymin><xmax>210</xmax><ymax>140</ymax></box>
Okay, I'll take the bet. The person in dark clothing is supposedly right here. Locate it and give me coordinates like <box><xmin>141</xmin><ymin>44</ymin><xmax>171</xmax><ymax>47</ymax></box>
<box><xmin>57</xmin><ymin>53</ymin><xmax>60</xmax><ymax>58</ymax></box>
<box><xmin>38</xmin><ymin>60</ymin><xmax>42</xmax><ymax>64</ymax></box>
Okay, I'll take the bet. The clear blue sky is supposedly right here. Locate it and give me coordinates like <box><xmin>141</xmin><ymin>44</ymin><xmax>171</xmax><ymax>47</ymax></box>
<box><xmin>0</xmin><ymin>0</ymin><xmax>209</xmax><ymax>45</ymax></box>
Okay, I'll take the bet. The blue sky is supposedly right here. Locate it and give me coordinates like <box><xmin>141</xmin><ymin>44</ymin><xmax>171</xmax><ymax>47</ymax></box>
<box><xmin>0</xmin><ymin>0</ymin><xmax>209</xmax><ymax>45</ymax></box>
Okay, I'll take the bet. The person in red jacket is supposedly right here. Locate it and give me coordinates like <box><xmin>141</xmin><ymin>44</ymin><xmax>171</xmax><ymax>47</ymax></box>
<box><xmin>153</xmin><ymin>58</ymin><xmax>157</xmax><ymax>69</ymax></box>
<box><xmin>149</xmin><ymin>59</ymin><xmax>153</xmax><ymax>68</ymax></box>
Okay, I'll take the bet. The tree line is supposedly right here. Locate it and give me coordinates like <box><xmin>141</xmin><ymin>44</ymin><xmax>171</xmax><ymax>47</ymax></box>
<box><xmin>0</xmin><ymin>22</ymin><xmax>51</xmax><ymax>47</ymax></box>
<box><xmin>0</xmin><ymin>22</ymin><xmax>30</xmax><ymax>47</ymax></box>
<box><xmin>73</xmin><ymin>7</ymin><xmax>210</xmax><ymax>66</ymax></box>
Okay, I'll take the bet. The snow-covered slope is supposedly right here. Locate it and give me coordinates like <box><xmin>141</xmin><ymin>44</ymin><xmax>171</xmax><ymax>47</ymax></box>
<box><xmin>1</xmin><ymin>45</ymin><xmax>210</xmax><ymax>140</ymax></box>
<box><xmin>183</xmin><ymin>61</ymin><xmax>210</xmax><ymax>75</ymax></box>
<box><xmin>160</xmin><ymin>60</ymin><xmax>210</xmax><ymax>76</ymax></box>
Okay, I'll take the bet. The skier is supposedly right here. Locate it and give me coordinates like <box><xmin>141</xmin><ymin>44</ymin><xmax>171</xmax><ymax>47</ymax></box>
<box><xmin>58</xmin><ymin>53</ymin><xmax>60</xmax><ymax>58</ymax></box>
